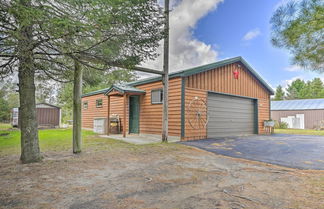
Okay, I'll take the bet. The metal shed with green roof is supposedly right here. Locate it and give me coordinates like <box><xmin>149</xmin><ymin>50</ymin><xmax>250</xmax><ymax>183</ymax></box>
<box><xmin>81</xmin><ymin>57</ymin><xmax>273</xmax><ymax>140</ymax></box>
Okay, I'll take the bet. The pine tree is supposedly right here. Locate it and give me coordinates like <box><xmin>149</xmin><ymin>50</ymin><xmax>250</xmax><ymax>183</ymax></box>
<box><xmin>300</xmin><ymin>81</ymin><xmax>312</xmax><ymax>99</ymax></box>
<box><xmin>274</xmin><ymin>85</ymin><xmax>285</xmax><ymax>100</ymax></box>
<box><xmin>310</xmin><ymin>78</ymin><xmax>324</xmax><ymax>98</ymax></box>
<box><xmin>0</xmin><ymin>0</ymin><xmax>164</xmax><ymax>163</ymax></box>
<box><xmin>271</xmin><ymin>0</ymin><xmax>324</xmax><ymax>72</ymax></box>
<box><xmin>286</xmin><ymin>79</ymin><xmax>305</xmax><ymax>99</ymax></box>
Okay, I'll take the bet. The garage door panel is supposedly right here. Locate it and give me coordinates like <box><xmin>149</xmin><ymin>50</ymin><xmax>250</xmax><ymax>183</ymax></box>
<box><xmin>208</xmin><ymin>130</ymin><xmax>255</xmax><ymax>134</ymax></box>
<box><xmin>208</xmin><ymin>97</ymin><xmax>253</xmax><ymax>106</ymax></box>
<box><xmin>207</xmin><ymin>100</ymin><xmax>254</xmax><ymax>108</ymax></box>
<box><xmin>208</xmin><ymin>127</ymin><xmax>255</xmax><ymax>131</ymax></box>
<box><xmin>209</xmin><ymin>113</ymin><xmax>254</xmax><ymax>121</ymax></box>
<box><xmin>207</xmin><ymin>93</ymin><xmax>256</xmax><ymax>138</ymax></box>
<box><xmin>208</xmin><ymin>123</ymin><xmax>254</xmax><ymax>129</ymax></box>
<box><xmin>208</xmin><ymin>130</ymin><xmax>254</xmax><ymax>137</ymax></box>
<box><xmin>208</xmin><ymin>108</ymin><xmax>254</xmax><ymax>115</ymax></box>
<box><xmin>209</xmin><ymin>111</ymin><xmax>254</xmax><ymax>117</ymax></box>
<box><xmin>208</xmin><ymin>94</ymin><xmax>253</xmax><ymax>102</ymax></box>
<box><xmin>208</xmin><ymin>106</ymin><xmax>253</xmax><ymax>113</ymax></box>
<box><xmin>208</xmin><ymin>118</ymin><xmax>254</xmax><ymax>123</ymax></box>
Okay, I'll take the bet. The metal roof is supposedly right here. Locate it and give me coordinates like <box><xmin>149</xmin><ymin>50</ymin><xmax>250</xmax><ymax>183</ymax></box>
<box><xmin>271</xmin><ymin>99</ymin><xmax>324</xmax><ymax>110</ymax></box>
<box><xmin>15</xmin><ymin>103</ymin><xmax>61</xmax><ymax>109</ymax></box>
<box><xmin>105</xmin><ymin>84</ymin><xmax>146</xmax><ymax>95</ymax></box>
<box><xmin>81</xmin><ymin>88</ymin><xmax>110</xmax><ymax>98</ymax></box>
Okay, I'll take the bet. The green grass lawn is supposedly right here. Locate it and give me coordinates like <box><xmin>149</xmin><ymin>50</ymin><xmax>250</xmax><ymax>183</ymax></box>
<box><xmin>275</xmin><ymin>129</ymin><xmax>324</xmax><ymax>136</ymax></box>
<box><xmin>0</xmin><ymin>127</ymin><xmax>178</xmax><ymax>157</ymax></box>
<box><xmin>0</xmin><ymin>123</ymin><xmax>12</xmax><ymax>130</ymax></box>
<box><xmin>0</xmin><ymin>128</ymin><xmax>138</xmax><ymax>156</ymax></box>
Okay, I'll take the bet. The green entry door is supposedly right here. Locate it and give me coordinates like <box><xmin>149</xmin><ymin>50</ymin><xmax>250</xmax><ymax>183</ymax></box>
<box><xmin>129</xmin><ymin>96</ymin><xmax>140</xmax><ymax>133</ymax></box>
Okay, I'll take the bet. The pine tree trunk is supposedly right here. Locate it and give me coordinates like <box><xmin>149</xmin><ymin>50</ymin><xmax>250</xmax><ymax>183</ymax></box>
<box><xmin>73</xmin><ymin>61</ymin><xmax>82</xmax><ymax>153</ymax></box>
<box><xmin>162</xmin><ymin>0</ymin><xmax>170</xmax><ymax>142</ymax></box>
<box><xmin>18</xmin><ymin>0</ymin><xmax>41</xmax><ymax>163</ymax></box>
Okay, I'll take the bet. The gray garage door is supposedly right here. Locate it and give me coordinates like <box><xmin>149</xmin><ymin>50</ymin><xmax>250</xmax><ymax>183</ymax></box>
<box><xmin>207</xmin><ymin>93</ymin><xmax>256</xmax><ymax>138</ymax></box>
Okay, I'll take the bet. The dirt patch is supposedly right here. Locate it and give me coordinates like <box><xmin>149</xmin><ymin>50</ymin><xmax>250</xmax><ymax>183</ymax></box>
<box><xmin>0</xmin><ymin>143</ymin><xmax>323</xmax><ymax>209</ymax></box>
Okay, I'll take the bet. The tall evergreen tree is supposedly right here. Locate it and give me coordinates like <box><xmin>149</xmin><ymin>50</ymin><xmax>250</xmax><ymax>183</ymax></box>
<box><xmin>300</xmin><ymin>81</ymin><xmax>312</xmax><ymax>99</ymax></box>
<box><xmin>286</xmin><ymin>79</ymin><xmax>305</xmax><ymax>99</ymax></box>
<box><xmin>310</xmin><ymin>78</ymin><xmax>324</xmax><ymax>98</ymax></box>
<box><xmin>274</xmin><ymin>85</ymin><xmax>285</xmax><ymax>100</ymax></box>
<box><xmin>0</xmin><ymin>89</ymin><xmax>10</xmax><ymax>122</ymax></box>
<box><xmin>0</xmin><ymin>0</ymin><xmax>164</xmax><ymax>163</ymax></box>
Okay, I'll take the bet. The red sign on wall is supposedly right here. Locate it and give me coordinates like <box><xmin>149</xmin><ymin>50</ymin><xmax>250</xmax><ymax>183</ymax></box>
<box><xmin>233</xmin><ymin>69</ymin><xmax>240</xmax><ymax>79</ymax></box>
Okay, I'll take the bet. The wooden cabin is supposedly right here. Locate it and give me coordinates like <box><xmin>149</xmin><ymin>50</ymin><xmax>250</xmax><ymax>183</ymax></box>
<box><xmin>81</xmin><ymin>57</ymin><xmax>274</xmax><ymax>141</ymax></box>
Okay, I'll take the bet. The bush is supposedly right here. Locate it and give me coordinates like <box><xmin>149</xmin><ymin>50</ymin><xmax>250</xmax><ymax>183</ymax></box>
<box><xmin>274</xmin><ymin>120</ymin><xmax>288</xmax><ymax>129</ymax></box>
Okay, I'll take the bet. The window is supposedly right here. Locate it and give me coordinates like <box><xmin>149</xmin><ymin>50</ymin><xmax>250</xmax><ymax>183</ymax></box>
<box><xmin>96</xmin><ymin>99</ymin><xmax>103</xmax><ymax>108</ymax></box>
<box><xmin>83</xmin><ymin>101</ymin><xmax>88</xmax><ymax>109</ymax></box>
<box><xmin>151</xmin><ymin>89</ymin><xmax>163</xmax><ymax>104</ymax></box>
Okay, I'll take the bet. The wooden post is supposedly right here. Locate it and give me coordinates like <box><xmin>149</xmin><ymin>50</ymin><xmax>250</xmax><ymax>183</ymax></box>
<box><xmin>123</xmin><ymin>94</ymin><xmax>127</xmax><ymax>138</ymax></box>
<box><xmin>162</xmin><ymin>0</ymin><xmax>170</xmax><ymax>142</ymax></box>
<box><xmin>107</xmin><ymin>95</ymin><xmax>110</xmax><ymax>135</ymax></box>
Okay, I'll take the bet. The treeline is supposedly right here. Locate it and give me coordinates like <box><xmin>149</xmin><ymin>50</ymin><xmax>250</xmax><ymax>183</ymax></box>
<box><xmin>0</xmin><ymin>80</ymin><xmax>19</xmax><ymax>122</ymax></box>
<box><xmin>274</xmin><ymin>78</ymin><xmax>324</xmax><ymax>100</ymax></box>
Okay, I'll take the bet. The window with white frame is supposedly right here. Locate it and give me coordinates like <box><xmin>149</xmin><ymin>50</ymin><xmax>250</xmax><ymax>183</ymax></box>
<box><xmin>151</xmin><ymin>89</ymin><xmax>163</xmax><ymax>104</ymax></box>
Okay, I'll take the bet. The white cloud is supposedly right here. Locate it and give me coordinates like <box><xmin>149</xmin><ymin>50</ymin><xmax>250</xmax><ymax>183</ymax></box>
<box><xmin>242</xmin><ymin>28</ymin><xmax>261</xmax><ymax>41</ymax></box>
<box><xmin>141</xmin><ymin>0</ymin><xmax>224</xmax><ymax>72</ymax></box>
<box><xmin>284</xmin><ymin>65</ymin><xmax>302</xmax><ymax>72</ymax></box>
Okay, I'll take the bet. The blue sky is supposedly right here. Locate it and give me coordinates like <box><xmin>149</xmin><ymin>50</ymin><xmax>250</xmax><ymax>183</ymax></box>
<box><xmin>191</xmin><ymin>0</ymin><xmax>323</xmax><ymax>89</ymax></box>
<box><xmin>143</xmin><ymin>0</ymin><xmax>323</xmax><ymax>90</ymax></box>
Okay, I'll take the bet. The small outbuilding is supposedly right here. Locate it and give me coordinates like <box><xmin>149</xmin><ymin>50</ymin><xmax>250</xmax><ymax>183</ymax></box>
<box><xmin>82</xmin><ymin>57</ymin><xmax>274</xmax><ymax>141</ymax></box>
<box><xmin>271</xmin><ymin>99</ymin><xmax>324</xmax><ymax>129</ymax></box>
<box><xmin>12</xmin><ymin>103</ymin><xmax>61</xmax><ymax>128</ymax></box>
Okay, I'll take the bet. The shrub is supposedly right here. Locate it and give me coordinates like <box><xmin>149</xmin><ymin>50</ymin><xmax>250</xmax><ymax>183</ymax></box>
<box><xmin>274</xmin><ymin>120</ymin><xmax>288</xmax><ymax>129</ymax></box>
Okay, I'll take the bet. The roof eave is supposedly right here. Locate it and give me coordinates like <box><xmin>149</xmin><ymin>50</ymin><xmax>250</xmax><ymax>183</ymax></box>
<box><xmin>37</xmin><ymin>102</ymin><xmax>61</xmax><ymax>109</ymax></box>
<box><xmin>81</xmin><ymin>88</ymin><xmax>109</xmax><ymax>98</ymax></box>
<box><xmin>104</xmin><ymin>85</ymin><xmax>146</xmax><ymax>96</ymax></box>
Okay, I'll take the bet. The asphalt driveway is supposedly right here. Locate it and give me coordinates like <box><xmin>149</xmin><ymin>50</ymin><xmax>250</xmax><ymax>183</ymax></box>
<box><xmin>181</xmin><ymin>134</ymin><xmax>324</xmax><ymax>170</ymax></box>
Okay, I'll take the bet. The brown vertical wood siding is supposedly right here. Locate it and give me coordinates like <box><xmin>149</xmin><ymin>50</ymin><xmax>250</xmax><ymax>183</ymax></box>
<box><xmin>184</xmin><ymin>88</ymin><xmax>207</xmax><ymax>140</ymax></box>
<box><xmin>81</xmin><ymin>77</ymin><xmax>181</xmax><ymax>136</ymax></box>
<box><xmin>37</xmin><ymin>108</ymin><xmax>60</xmax><ymax>127</ymax></box>
<box><xmin>185</xmin><ymin>62</ymin><xmax>271</xmax><ymax>135</ymax></box>
<box><xmin>82</xmin><ymin>94</ymin><xmax>129</xmax><ymax>132</ymax></box>
<box><xmin>271</xmin><ymin>109</ymin><xmax>324</xmax><ymax>129</ymax></box>
<box><xmin>135</xmin><ymin>77</ymin><xmax>181</xmax><ymax>136</ymax></box>
<box><xmin>82</xmin><ymin>94</ymin><xmax>108</xmax><ymax>129</ymax></box>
